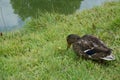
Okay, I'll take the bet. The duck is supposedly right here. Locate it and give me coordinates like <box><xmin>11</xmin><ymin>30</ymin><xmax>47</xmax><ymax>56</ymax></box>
<box><xmin>66</xmin><ymin>34</ymin><xmax>115</xmax><ymax>61</ymax></box>
<box><xmin>0</xmin><ymin>32</ymin><xmax>2</xmax><ymax>36</ymax></box>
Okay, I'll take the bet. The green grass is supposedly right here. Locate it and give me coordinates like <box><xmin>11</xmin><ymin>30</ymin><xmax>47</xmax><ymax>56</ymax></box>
<box><xmin>0</xmin><ymin>2</ymin><xmax>120</xmax><ymax>80</ymax></box>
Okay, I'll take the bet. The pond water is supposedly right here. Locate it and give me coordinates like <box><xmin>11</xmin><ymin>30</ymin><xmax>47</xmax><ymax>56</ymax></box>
<box><xmin>0</xmin><ymin>0</ymin><xmax>117</xmax><ymax>32</ymax></box>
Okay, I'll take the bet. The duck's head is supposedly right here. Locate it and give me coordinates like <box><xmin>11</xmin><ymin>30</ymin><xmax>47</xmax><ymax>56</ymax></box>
<box><xmin>66</xmin><ymin>34</ymin><xmax>81</xmax><ymax>50</ymax></box>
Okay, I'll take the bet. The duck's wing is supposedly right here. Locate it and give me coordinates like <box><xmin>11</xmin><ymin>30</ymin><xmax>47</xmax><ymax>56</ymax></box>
<box><xmin>82</xmin><ymin>35</ymin><xmax>108</xmax><ymax>48</ymax></box>
<box><xmin>72</xmin><ymin>40</ymin><xmax>90</xmax><ymax>57</ymax></box>
<box><xmin>84</xmin><ymin>41</ymin><xmax>115</xmax><ymax>60</ymax></box>
<box><xmin>81</xmin><ymin>40</ymin><xmax>110</xmax><ymax>55</ymax></box>
<box><xmin>72</xmin><ymin>39</ymin><xmax>98</xmax><ymax>58</ymax></box>
<box><xmin>73</xmin><ymin>39</ymin><xmax>113</xmax><ymax>60</ymax></box>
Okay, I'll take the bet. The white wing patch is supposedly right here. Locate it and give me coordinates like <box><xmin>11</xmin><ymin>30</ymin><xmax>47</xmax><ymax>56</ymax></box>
<box><xmin>101</xmin><ymin>54</ymin><xmax>115</xmax><ymax>61</ymax></box>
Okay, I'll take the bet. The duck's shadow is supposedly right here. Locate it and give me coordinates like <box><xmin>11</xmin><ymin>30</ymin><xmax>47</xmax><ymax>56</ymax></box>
<box><xmin>55</xmin><ymin>48</ymin><xmax>116</xmax><ymax>67</ymax></box>
<box><xmin>74</xmin><ymin>55</ymin><xmax>115</xmax><ymax>67</ymax></box>
<box><xmin>91</xmin><ymin>59</ymin><xmax>114</xmax><ymax>66</ymax></box>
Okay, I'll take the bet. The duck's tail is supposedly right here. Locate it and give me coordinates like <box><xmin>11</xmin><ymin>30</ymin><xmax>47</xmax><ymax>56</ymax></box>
<box><xmin>101</xmin><ymin>54</ymin><xmax>115</xmax><ymax>61</ymax></box>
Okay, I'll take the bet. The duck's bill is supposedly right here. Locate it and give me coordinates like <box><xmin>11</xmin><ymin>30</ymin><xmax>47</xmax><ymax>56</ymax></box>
<box><xmin>101</xmin><ymin>54</ymin><xmax>115</xmax><ymax>61</ymax></box>
<box><xmin>66</xmin><ymin>43</ymin><xmax>71</xmax><ymax>50</ymax></box>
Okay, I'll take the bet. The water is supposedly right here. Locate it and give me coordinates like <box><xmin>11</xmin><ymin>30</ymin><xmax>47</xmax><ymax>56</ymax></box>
<box><xmin>0</xmin><ymin>0</ymin><xmax>117</xmax><ymax>32</ymax></box>
<box><xmin>0</xmin><ymin>0</ymin><xmax>24</xmax><ymax>32</ymax></box>
<box><xmin>79</xmin><ymin>0</ymin><xmax>115</xmax><ymax>11</ymax></box>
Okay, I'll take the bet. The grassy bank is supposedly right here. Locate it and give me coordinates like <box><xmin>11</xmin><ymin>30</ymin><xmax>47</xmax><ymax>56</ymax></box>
<box><xmin>0</xmin><ymin>2</ymin><xmax>120</xmax><ymax>80</ymax></box>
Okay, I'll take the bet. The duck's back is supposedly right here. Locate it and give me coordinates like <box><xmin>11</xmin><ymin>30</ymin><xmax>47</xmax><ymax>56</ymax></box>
<box><xmin>81</xmin><ymin>35</ymin><xmax>107</xmax><ymax>48</ymax></box>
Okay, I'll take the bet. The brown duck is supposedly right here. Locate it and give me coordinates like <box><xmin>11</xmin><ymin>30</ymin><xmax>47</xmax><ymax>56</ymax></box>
<box><xmin>66</xmin><ymin>34</ymin><xmax>115</xmax><ymax>61</ymax></box>
<box><xmin>0</xmin><ymin>32</ymin><xmax>2</xmax><ymax>36</ymax></box>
